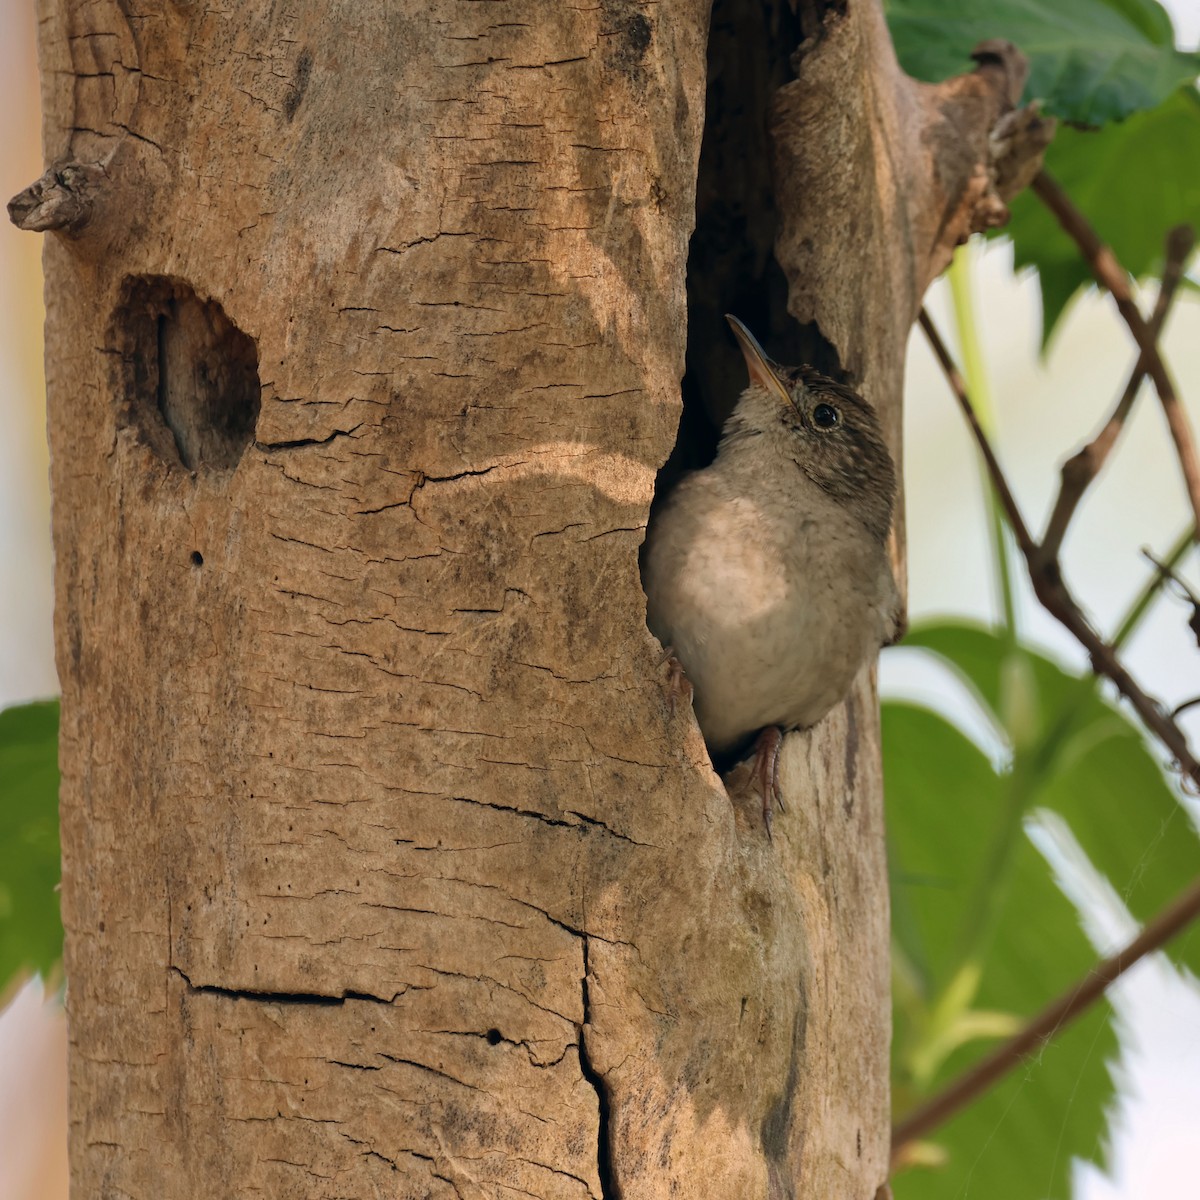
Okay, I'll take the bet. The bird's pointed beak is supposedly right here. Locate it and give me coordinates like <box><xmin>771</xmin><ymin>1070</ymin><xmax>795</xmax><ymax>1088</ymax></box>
<box><xmin>725</xmin><ymin>314</ymin><xmax>792</xmax><ymax>407</ymax></box>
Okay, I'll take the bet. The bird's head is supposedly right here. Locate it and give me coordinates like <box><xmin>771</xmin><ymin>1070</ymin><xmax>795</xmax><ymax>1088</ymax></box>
<box><xmin>721</xmin><ymin>314</ymin><xmax>897</xmax><ymax>545</ymax></box>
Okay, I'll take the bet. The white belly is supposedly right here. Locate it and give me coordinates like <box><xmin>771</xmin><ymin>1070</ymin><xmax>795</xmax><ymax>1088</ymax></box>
<box><xmin>644</xmin><ymin>473</ymin><xmax>893</xmax><ymax>752</ymax></box>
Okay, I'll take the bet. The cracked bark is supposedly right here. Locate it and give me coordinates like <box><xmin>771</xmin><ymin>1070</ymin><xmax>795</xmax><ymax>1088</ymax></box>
<box><xmin>26</xmin><ymin>0</ymin><xmax>1046</xmax><ymax>1197</ymax></box>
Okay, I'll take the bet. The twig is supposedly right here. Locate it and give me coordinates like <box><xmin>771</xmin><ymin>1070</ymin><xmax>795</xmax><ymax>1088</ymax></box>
<box><xmin>1141</xmin><ymin>548</ymin><xmax>1200</xmax><ymax>648</ymax></box>
<box><xmin>1142</xmin><ymin>547</ymin><xmax>1200</xmax><ymax>609</ymax></box>
<box><xmin>1040</xmin><ymin>226</ymin><xmax>1194</xmax><ymax>562</ymax></box>
<box><xmin>918</xmin><ymin>311</ymin><xmax>1200</xmax><ymax>790</ymax></box>
<box><xmin>1112</xmin><ymin>528</ymin><xmax>1194</xmax><ymax>650</ymax></box>
<box><xmin>1033</xmin><ymin>172</ymin><xmax>1200</xmax><ymax>539</ymax></box>
<box><xmin>893</xmin><ymin>873</ymin><xmax>1200</xmax><ymax>1154</ymax></box>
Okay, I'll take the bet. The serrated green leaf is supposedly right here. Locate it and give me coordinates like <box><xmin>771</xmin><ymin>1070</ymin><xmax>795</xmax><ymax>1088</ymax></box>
<box><xmin>885</xmin><ymin>702</ymin><xmax>1007</xmax><ymax>998</ymax></box>
<box><xmin>894</xmin><ymin>1005</ymin><xmax>1116</xmax><ymax>1200</ymax></box>
<box><xmin>887</xmin><ymin>698</ymin><xmax>1119</xmax><ymax>1199</ymax></box>
<box><xmin>1004</xmin><ymin>86</ymin><xmax>1200</xmax><ymax>343</ymax></box>
<box><xmin>1038</xmin><ymin>729</ymin><xmax>1200</xmax><ymax>975</ymax></box>
<box><xmin>903</xmin><ymin>621</ymin><xmax>1200</xmax><ymax>974</ymax></box>
<box><xmin>970</xmin><ymin>813</ymin><xmax>1112</xmax><ymax>1020</ymax></box>
<box><xmin>903</xmin><ymin>620</ymin><xmax>1102</xmax><ymax>751</ymax></box>
<box><xmin>0</xmin><ymin>700</ymin><xmax>62</xmax><ymax>1001</ymax></box>
<box><xmin>887</xmin><ymin>0</ymin><xmax>1200</xmax><ymax>125</ymax></box>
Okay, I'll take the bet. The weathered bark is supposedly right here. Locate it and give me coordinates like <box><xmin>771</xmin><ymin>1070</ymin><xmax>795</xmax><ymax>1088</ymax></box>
<box><xmin>772</xmin><ymin>9</ymin><xmax>1050</xmax><ymax>450</ymax></box>
<box><xmin>22</xmin><ymin>0</ymin><xmax>1045</xmax><ymax>1197</ymax></box>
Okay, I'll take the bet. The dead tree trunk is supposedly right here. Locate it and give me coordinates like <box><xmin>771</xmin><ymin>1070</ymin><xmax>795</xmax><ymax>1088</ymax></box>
<box><xmin>19</xmin><ymin>0</ymin><xmax>1043</xmax><ymax>1196</ymax></box>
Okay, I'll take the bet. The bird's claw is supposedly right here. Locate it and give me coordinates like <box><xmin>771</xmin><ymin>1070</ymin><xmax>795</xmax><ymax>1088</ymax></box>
<box><xmin>660</xmin><ymin>646</ymin><xmax>693</xmax><ymax>717</ymax></box>
<box><xmin>752</xmin><ymin>726</ymin><xmax>786</xmax><ymax>838</ymax></box>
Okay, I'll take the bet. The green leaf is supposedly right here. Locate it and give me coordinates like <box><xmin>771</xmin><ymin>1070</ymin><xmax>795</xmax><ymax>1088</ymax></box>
<box><xmin>887</xmin><ymin>0</ymin><xmax>1200</xmax><ymax>125</ymax></box>
<box><xmin>903</xmin><ymin>621</ymin><xmax>1200</xmax><ymax>974</ymax></box>
<box><xmin>934</xmin><ymin>842</ymin><xmax>1118</xmax><ymax>1198</ymax></box>
<box><xmin>893</xmin><ymin>1004</ymin><xmax>1116</xmax><ymax>1200</ymax></box>
<box><xmin>1038</xmin><ymin>725</ymin><xmax>1200</xmax><ymax>975</ymax></box>
<box><xmin>886</xmin><ymin>700</ymin><xmax>1119</xmax><ymax>1199</ymax></box>
<box><xmin>1005</xmin><ymin>85</ymin><xmax>1200</xmax><ymax>343</ymax></box>
<box><xmin>1097</xmin><ymin>0</ymin><xmax>1175</xmax><ymax>46</ymax></box>
<box><xmin>885</xmin><ymin>702</ymin><xmax>1006</xmax><ymax>1002</ymax></box>
<box><xmin>0</xmin><ymin>700</ymin><xmax>62</xmax><ymax>1001</ymax></box>
<box><xmin>903</xmin><ymin>620</ymin><xmax>1098</xmax><ymax>752</ymax></box>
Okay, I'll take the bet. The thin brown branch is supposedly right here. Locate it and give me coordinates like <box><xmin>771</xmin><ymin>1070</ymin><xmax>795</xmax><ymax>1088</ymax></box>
<box><xmin>1112</xmin><ymin>528</ymin><xmax>1195</xmax><ymax>651</ymax></box>
<box><xmin>1141</xmin><ymin>548</ymin><xmax>1200</xmax><ymax>649</ymax></box>
<box><xmin>1041</xmin><ymin>225</ymin><xmax>1194</xmax><ymax>562</ymax></box>
<box><xmin>918</xmin><ymin>310</ymin><xmax>1200</xmax><ymax>791</ymax></box>
<box><xmin>1142</xmin><ymin>547</ymin><xmax>1200</xmax><ymax>609</ymax></box>
<box><xmin>1033</xmin><ymin>172</ymin><xmax>1200</xmax><ymax>539</ymax></box>
<box><xmin>893</xmin><ymin>874</ymin><xmax>1200</xmax><ymax>1155</ymax></box>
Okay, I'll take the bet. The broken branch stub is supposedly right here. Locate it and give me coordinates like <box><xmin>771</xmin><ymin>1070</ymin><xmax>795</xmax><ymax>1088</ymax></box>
<box><xmin>771</xmin><ymin>11</ymin><xmax>1054</xmax><ymax>405</ymax></box>
<box><xmin>7</xmin><ymin>159</ymin><xmax>107</xmax><ymax>235</ymax></box>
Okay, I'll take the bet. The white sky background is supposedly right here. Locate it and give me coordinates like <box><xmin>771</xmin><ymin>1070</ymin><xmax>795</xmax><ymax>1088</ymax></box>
<box><xmin>2</xmin><ymin>0</ymin><xmax>1199</xmax><ymax>1196</ymax></box>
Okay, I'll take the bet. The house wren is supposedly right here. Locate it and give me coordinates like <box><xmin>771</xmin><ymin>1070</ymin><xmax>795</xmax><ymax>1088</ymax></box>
<box><xmin>642</xmin><ymin>316</ymin><xmax>900</xmax><ymax>828</ymax></box>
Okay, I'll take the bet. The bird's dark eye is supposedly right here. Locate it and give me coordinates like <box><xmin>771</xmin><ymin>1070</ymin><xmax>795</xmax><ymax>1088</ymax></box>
<box><xmin>812</xmin><ymin>402</ymin><xmax>840</xmax><ymax>429</ymax></box>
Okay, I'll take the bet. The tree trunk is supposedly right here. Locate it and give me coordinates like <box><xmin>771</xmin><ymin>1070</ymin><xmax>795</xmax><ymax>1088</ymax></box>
<box><xmin>22</xmin><ymin>0</ymin><xmax>1040</xmax><ymax>1196</ymax></box>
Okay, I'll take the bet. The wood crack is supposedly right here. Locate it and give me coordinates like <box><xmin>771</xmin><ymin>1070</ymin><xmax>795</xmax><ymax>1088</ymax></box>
<box><xmin>579</xmin><ymin>937</ymin><xmax>619</xmax><ymax>1200</ymax></box>
<box><xmin>170</xmin><ymin>966</ymin><xmax>401</xmax><ymax>1007</ymax></box>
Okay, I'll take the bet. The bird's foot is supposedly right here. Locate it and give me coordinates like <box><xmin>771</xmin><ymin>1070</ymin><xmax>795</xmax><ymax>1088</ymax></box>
<box><xmin>752</xmin><ymin>726</ymin><xmax>786</xmax><ymax>837</ymax></box>
<box><xmin>659</xmin><ymin>646</ymin><xmax>693</xmax><ymax>717</ymax></box>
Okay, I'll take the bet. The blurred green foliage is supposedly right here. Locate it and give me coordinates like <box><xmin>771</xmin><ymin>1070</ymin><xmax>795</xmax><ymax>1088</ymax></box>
<box><xmin>1008</xmin><ymin>88</ymin><xmax>1200</xmax><ymax>342</ymax></box>
<box><xmin>886</xmin><ymin>621</ymin><xmax>1199</xmax><ymax>1199</ymax></box>
<box><xmin>0</xmin><ymin>700</ymin><xmax>61</xmax><ymax>1002</ymax></box>
<box><xmin>886</xmin><ymin>3</ymin><xmax>1200</xmax><ymax>1196</ymax></box>
<box><xmin>889</xmin><ymin>0</ymin><xmax>1200</xmax><ymax>340</ymax></box>
<box><xmin>887</xmin><ymin>0</ymin><xmax>1199</xmax><ymax>124</ymax></box>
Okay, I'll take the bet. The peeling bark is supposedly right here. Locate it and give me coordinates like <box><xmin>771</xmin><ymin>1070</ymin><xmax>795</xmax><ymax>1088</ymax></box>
<box><xmin>22</xmin><ymin>0</ymin><xmax>1046</xmax><ymax>1197</ymax></box>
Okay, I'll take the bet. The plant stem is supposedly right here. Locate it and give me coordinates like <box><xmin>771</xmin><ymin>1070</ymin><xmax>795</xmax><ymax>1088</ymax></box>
<box><xmin>944</xmin><ymin>245</ymin><xmax>1025</xmax><ymax>975</ymax></box>
<box><xmin>948</xmin><ymin>245</ymin><xmax>1017</xmax><ymax>639</ymax></box>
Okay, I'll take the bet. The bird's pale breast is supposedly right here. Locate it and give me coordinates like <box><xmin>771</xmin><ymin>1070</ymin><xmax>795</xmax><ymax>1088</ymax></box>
<box><xmin>644</xmin><ymin>461</ymin><xmax>894</xmax><ymax>752</ymax></box>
